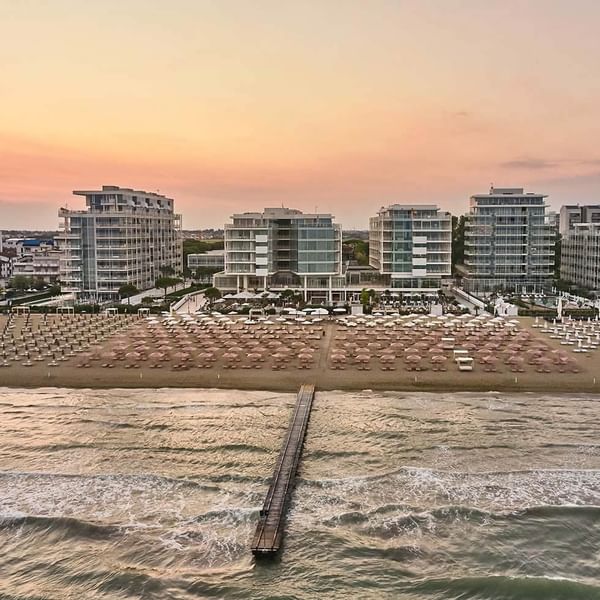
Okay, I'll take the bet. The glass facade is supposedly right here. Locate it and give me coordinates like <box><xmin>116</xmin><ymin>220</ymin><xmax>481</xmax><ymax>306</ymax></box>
<box><xmin>222</xmin><ymin>208</ymin><xmax>342</xmax><ymax>278</ymax></box>
<box><xmin>369</xmin><ymin>205</ymin><xmax>452</xmax><ymax>288</ymax></box>
<box><xmin>464</xmin><ymin>188</ymin><xmax>555</xmax><ymax>292</ymax></box>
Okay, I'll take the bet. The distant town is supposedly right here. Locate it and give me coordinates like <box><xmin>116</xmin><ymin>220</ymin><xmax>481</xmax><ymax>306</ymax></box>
<box><xmin>1</xmin><ymin>185</ymin><xmax>599</xmax><ymax>318</ymax></box>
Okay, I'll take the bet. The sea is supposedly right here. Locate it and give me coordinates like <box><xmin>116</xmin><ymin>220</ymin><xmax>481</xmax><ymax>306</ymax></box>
<box><xmin>1</xmin><ymin>387</ymin><xmax>600</xmax><ymax>599</ymax></box>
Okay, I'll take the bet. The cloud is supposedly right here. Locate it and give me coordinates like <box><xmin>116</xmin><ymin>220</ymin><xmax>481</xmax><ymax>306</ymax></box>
<box><xmin>501</xmin><ymin>158</ymin><xmax>557</xmax><ymax>170</ymax></box>
<box><xmin>501</xmin><ymin>157</ymin><xmax>600</xmax><ymax>170</ymax></box>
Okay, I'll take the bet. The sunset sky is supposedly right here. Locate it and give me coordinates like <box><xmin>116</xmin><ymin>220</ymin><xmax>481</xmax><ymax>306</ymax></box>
<box><xmin>2</xmin><ymin>0</ymin><xmax>600</xmax><ymax>229</ymax></box>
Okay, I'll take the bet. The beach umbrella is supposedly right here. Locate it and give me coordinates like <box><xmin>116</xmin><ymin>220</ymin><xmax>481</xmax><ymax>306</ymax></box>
<box><xmin>405</xmin><ymin>354</ymin><xmax>422</xmax><ymax>362</ymax></box>
<box><xmin>430</xmin><ymin>354</ymin><xmax>447</xmax><ymax>363</ymax></box>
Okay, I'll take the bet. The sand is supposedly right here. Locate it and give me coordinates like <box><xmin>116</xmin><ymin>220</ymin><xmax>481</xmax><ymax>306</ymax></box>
<box><xmin>1</xmin><ymin>313</ymin><xmax>599</xmax><ymax>393</ymax></box>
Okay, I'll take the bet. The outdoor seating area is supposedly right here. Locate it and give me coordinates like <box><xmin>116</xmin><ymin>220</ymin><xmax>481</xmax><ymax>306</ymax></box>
<box><xmin>329</xmin><ymin>313</ymin><xmax>582</xmax><ymax>375</ymax></box>
<box><xmin>0</xmin><ymin>312</ymin><xmax>138</xmax><ymax>368</ymax></box>
<box><xmin>99</xmin><ymin>313</ymin><xmax>326</xmax><ymax>372</ymax></box>
<box><xmin>536</xmin><ymin>316</ymin><xmax>600</xmax><ymax>358</ymax></box>
<box><xmin>0</xmin><ymin>310</ymin><xmax>588</xmax><ymax>387</ymax></box>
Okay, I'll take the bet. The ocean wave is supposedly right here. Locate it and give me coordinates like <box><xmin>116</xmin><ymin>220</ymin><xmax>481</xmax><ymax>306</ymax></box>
<box><xmin>0</xmin><ymin>470</ymin><xmax>220</xmax><ymax>490</ymax></box>
<box><xmin>321</xmin><ymin>503</ymin><xmax>600</xmax><ymax>531</ymax></box>
<box><xmin>0</xmin><ymin>514</ymin><xmax>119</xmax><ymax>539</ymax></box>
<box><xmin>191</xmin><ymin>506</ymin><xmax>260</xmax><ymax>524</ymax></box>
<box><xmin>301</xmin><ymin>465</ymin><xmax>600</xmax><ymax>485</ymax></box>
<box><xmin>406</xmin><ymin>574</ymin><xmax>600</xmax><ymax>599</ymax></box>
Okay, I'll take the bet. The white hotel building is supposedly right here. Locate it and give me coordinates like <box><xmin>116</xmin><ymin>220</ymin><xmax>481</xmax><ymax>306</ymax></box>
<box><xmin>463</xmin><ymin>187</ymin><xmax>555</xmax><ymax>293</ymax></box>
<box><xmin>369</xmin><ymin>204</ymin><xmax>452</xmax><ymax>290</ymax></box>
<box><xmin>214</xmin><ymin>208</ymin><xmax>344</xmax><ymax>302</ymax></box>
<box><xmin>57</xmin><ymin>186</ymin><xmax>182</xmax><ymax>302</ymax></box>
<box><xmin>214</xmin><ymin>205</ymin><xmax>452</xmax><ymax>302</ymax></box>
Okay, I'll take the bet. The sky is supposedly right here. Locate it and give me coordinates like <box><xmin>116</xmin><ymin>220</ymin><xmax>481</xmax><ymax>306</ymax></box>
<box><xmin>1</xmin><ymin>0</ymin><xmax>600</xmax><ymax>230</ymax></box>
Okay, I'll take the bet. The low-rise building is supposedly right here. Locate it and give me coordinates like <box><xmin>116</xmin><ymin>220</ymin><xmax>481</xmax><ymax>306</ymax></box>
<box><xmin>0</xmin><ymin>255</ymin><xmax>12</xmax><ymax>286</ymax></box>
<box><xmin>187</xmin><ymin>250</ymin><xmax>225</xmax><ymax>271</ymax></box>
<box><xmin>12</xmin><ymin>250</ymin><xmax>61</xmax><ymax>283</ymax></box>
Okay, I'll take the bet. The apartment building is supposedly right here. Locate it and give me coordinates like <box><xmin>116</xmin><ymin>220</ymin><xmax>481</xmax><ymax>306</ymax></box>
<box><xmin>57</xmin><ymin>186</ymin><xmax>182</xmax><ymax>302</ymax></box>
<box><xmin>463</xmin><ymin>187</ymin><xmax>555</xmax><ymax>293</ymax></box>
<box><xmin>369</xmin><ymin>204</ymin><xmax>452</xmax><ymax>291</ymax></box>
<box><xmin>0</xmin><ymin>255</ymin><xmax>11</xmax><ymax>286</ymax></box>
<box><xmin>561</xmin><ymin>223</ymin><xmax>600</xmax><ymax>291</ymax></box>
<box><xmin>213</xmin><ymin>208</ymin><xmax>343</xmax><ymax>302</ymax></box>
<box><xmin>559</xmin><ymin>204</ymin><xmax>600</xmax><ymax>236</ymax></box>
<box><xmin>187</xmin><ymin>250</ymin><xmax>225</xmax><ymax>271</ymax></box>
<box><xmin>12</xmin><ymin>250</ymin><xmax>61</xmax><ymax>283</ymax></box>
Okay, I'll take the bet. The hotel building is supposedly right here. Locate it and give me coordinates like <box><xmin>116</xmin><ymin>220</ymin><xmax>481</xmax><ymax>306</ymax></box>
<box><xmin>369</xmin><ymin>204</ymin><xmax>452</xmax><ymax>291</ymax></box>
<box><xmin>213</xmin><ymin>208</ymin><xmax>343</xmax><ymax>302</ymax></box>
<box><xmin>559</xmin><ymin>204</ymin><xmax>600</xmax><ymax>236</ymax></box>
<box><xmin>463</xmin><ymin>187</ymin><xmax>555</xmax><ymax>293</ymax></box>
<box><xmin>561</xmin><ymin>223</ymin><xmax>600</xmax><ymax>291</ymax></box>
<box><xmin>57</xmin><ymin>186</ymin><xmax>182</xmax><ymax>302</ymax></box>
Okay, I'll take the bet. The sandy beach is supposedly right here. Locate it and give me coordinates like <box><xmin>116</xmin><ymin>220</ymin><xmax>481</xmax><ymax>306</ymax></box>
<box><xmin>1</xmin><ymin>312</ymin><xmax>599</xmax><ymax>393</ymax></box>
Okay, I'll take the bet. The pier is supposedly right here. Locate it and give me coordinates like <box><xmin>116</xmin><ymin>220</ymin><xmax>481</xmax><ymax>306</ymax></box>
<box><xmin>251</xmin><ymin>384</ymin><xmax>315</xmax><ymax>556</ymax></box>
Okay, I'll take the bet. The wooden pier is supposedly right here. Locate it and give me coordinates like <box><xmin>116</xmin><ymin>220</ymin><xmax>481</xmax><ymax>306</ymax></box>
<box><xmin>251</xmin><ymin>384</ymin><xmax>315</xmax><ymax>556</ymax></box>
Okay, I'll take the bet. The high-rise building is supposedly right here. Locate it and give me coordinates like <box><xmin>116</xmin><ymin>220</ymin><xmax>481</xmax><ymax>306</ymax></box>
<box><xmin>463</xmin><ymin>187</ymin><xmax>555</xmax><ymax>293</ymax></box>
<box><xmin>214</xmin><ymin>207</ymin><xmax>343</xmax><ymax>302</ymax></box>
<box><xmin>57</xmin><ymin>186</ymin><xmax>182</xmax><ymax>301</ymax></box>
<box><xmin>368</xmin><ymin>204</ymin><xmax>452</xmax><ymax>291</ymax></box>
<box><xmin>559</xmin><ymin>205</ymin><xmax>600</xmax><ymax>236</ymax></box>
<box><xmin>561</xmin><ymin>223</ymin><xmax>600</xmax><ymax>291</ymax></box>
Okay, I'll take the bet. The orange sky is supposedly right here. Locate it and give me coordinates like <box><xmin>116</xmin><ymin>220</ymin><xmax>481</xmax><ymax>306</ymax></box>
<box><xmin>1</xmin><ymin>0</ymin><xmax>600</xmax><ymax>229</ymax></box>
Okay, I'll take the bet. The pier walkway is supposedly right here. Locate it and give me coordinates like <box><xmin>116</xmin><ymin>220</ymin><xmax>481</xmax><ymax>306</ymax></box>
<box><xmin>251</xmin><ymin>384</ymin><xmax>315</xmax><ymax>556</ymax></box>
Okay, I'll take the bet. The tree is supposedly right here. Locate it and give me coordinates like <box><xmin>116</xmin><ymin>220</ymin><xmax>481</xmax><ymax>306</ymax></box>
<box><xmin>281</xmin><ymin>288</ymin><xmax>296</xmax><ymax>301</ymax></box>
<box><xmin>554</xmin><ymin>234</ymin><xmax>562</xmax><ymax>279</ymax></box>
<box><xmin>194</xmin><ymin>266</ymin><xmax>220</xmax><ymax>281</ymax></box>
<box><xmin>118</xmin><ymin>283</ymin><xmax>139</xmax><ymax>304</ymax></box>
<box><xmin>155</xmin><ymin>276</ymin><xmax>181</xmax><ymax>298</ymax></box>
<box><xmin>204</xmin><ymin>286</ymin><xmax>221</xmax><ymax>304</ymax></box>
<box><xmin>159</xmin><ymin>265</ymin><xmax>176</xmax><ymax>277</ymax></box>
<box><xmin>10</xmin><ymin>275</ymin><xmax>30</xmax><ymax>291</ymax></box>
<box><xmin>452</xmin><ymin>215</ymin><xmax>466</xmax><ymax>273</ymax></box>
<box><xmin>360</xmin><ymin>288</ymin><xmax>371</xmax><ymax>307</ymax></box>
<box><xmin>344</xmin><ymin>239</ymin><xmax>370</xmax><ymax>266</ymax></box>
